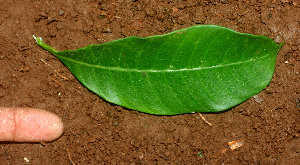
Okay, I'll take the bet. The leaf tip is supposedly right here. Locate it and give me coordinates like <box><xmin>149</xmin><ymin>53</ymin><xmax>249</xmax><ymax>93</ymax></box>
<box><xmin>279</xmin><ymin>41</ymin><xmax>284</xmax><ymax>48</ymax></box>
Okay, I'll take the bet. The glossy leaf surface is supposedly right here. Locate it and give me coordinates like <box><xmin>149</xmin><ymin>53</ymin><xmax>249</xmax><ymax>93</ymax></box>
<box><xmin>34</xmin><ymin>25</ymin><xmax>283</xmax><ymax>115</ymax></box>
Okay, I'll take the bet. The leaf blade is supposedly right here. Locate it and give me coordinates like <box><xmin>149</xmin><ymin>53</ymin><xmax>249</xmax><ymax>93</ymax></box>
<box><xmin>34</xmin><ymin>25</ymin><xmax>283</xmax><ymax>115</ymax></box>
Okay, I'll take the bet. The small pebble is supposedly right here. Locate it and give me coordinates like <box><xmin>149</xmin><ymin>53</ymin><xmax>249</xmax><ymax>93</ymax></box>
<box><xmin>253</xmin><ymin>95</ymin><xmax>263</xmax><ymax>104</ymax></box>
<box><xmin>24</xmin><ymin>157</ymin><xmax>30</xmax><ymax>163</ymax></box>
<box><xmin>59</xmin><ymin>11</ymin><xmax>64</xmax><ymax>15</ymax></box>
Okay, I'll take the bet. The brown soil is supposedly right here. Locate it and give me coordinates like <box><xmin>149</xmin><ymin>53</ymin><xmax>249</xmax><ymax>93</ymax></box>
<box><xmin>0</xmin><ymin>0</ymin><xmax>299</xmax><ymax>164</ymax></box>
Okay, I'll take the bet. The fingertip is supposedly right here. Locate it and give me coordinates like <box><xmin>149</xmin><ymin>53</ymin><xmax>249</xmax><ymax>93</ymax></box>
<box><xmin>48</xmin><ymin>112</ymin><xmax>64</xmax><ymax>141</ymax></box>
<box><xmin>17</xmin><ymin>108</ymin><xmax>64</xmax><ymax>142</ymax></box>
<box><xmin>40</xmin><ymin>109</ymin><xmax>64</xmax><ymax>142</ymax></box>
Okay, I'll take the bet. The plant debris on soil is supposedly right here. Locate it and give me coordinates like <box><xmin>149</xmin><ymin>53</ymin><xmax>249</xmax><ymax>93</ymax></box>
<box><xmin>0</xmin><ymin>0</ymin><xmax>299</xmax><ymax>164</ymax></box>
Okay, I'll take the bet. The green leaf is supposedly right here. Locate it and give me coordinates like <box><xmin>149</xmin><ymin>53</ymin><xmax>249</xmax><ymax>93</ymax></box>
<box><xmin>34</xmin><ymin>25</ymin><xmax>283</xmax><ymax>115</ymax></box>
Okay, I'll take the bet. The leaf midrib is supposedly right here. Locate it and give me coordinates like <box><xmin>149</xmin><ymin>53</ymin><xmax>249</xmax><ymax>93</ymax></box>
<box><xmin>56</xmin><ymin>52</ymin><xmax>271</xmax><ymax>73</ymax></box>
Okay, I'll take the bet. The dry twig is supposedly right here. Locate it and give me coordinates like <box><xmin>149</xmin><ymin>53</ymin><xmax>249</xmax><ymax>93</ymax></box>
<box><xmin>66</xmin><ymin>148</ymin><xmax>76</xmax><ymax>165</ymax></box>
<box><xmin>198</xmin><ymin>112</ymin><xmax>212</xmax><ymax>126</ymax></box>
<box><xmin>40</xmin><ymin>59</ymin><xmax>68</xmax><ymax>80</ymax></box>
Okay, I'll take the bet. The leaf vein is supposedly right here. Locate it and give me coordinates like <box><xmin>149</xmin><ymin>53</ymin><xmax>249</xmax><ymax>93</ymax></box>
<box><xmin>56</xmin><ymin>54</ymin><xmax>269</xmax><ymax>73</ymax></box>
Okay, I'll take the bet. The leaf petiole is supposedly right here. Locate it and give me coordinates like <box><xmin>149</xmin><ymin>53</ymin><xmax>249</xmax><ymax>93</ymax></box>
<box><xmin>33</xmin><ymin>35</ymin><xmax>59</xmax><ymax>54</ymax></box>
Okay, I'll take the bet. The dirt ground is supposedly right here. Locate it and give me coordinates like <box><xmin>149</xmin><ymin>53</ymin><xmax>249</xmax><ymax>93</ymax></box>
<box><xmin>0</xmin><ymin>0</ymin><xmax>299</xmax><ymax>164</ymax></box>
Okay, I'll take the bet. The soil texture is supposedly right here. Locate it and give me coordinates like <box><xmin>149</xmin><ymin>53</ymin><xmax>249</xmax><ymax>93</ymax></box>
<box><xmin>0</xmin><ymin>0</ymin><xmax>299</xmax><ymax>164</ymax></box>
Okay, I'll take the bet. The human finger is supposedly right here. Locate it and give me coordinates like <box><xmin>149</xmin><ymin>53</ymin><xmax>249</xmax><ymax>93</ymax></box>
<box><xmin>0</xmin><ymin>107</ymin><xmax>64</xmax><ymax>142</ymax></box>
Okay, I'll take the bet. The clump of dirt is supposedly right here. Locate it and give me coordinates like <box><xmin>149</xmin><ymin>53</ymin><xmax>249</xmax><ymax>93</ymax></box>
<box><xmin>0</xmin><ymin>0</ymin><xmax>299</xmax><ymax>164</ymax></box>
